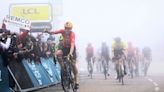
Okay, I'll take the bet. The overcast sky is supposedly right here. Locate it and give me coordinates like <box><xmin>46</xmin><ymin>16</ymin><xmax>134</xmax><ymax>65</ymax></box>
<box><xmin>61</xmin><ymin>0</ymin><xmax>164</xmax><ymax>63</ymax></box>
<box><xmin>1</xmin><ymin>0</ymin><xmax>164</xmax><ymax>62</ymax></box>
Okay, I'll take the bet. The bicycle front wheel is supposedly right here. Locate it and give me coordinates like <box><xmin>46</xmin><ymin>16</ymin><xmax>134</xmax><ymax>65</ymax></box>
<box><xmin>61</xmin><ymin>69</ymin><xmax>70</xmax><ymax>92</ymax></box>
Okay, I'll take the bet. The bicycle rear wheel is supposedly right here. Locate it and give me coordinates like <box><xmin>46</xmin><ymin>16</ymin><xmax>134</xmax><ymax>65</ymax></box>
<box><xmin>118</xmin><ymin>64</ymin><xmax>124</xmax><ymax>85</ymax></box>
<box><xmin>103</xmin><ymin>60</ymin><xmax>107</xmax><ymax>80</ymax></box>
<box><xmin>88</xmin><ymin>61</ymin><xmax>93</xmax><ymax>79</ymax></box>
<box><xmin>90</xmin><ymin>64</ymin><xmax>93</xmax><ymax>79</ymax></box>
<box><xmin>144</xmin><ymin>63</ymin><xmax>148</xmax><ymax>76</ymax></box>
<box><xmin>129</xmin><ymin>60</ymin><xmax>134</xmax><ymax>78</ymax></box>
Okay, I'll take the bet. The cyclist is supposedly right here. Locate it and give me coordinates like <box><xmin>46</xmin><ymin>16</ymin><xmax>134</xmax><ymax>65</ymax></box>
<box><xmin>55</xmin><ymin>35</ymin><xmax>64</xmax><ymax>64</ymax></box>
<box><xmin>57</xmin><ymin>35</ymin><xmax>64</xmax><ymax>50</ymax></box>
<box><xmin>126</xmin><ymin>42</ymin><xmax>135</xmax><ymax>76</ymax></box>
<box><xmin>112</xmin><ymin>37</ymin><xmax>127</xmax><ymax>79</ymax></box>
<box><xmin>45</xmin><ymin>21</ymin><xmax>79</xmax><ymax>89</ymax></box>
<box><xmin>134</xmin><ymin>47</ymin><xmax>140</xmax><ymax>76</ymax></box>
<box><xmin>142</xmin><ymin>46</ymin><xmax>152</xmax><ymax>76</ymax></box>
<box><xmin>95</xmin><ymin>49</ymin><xmax>102</xmax><ymax>72</ymax></box>
<box><xmin>86</xmin><ymin>43</ymin><xmax>94</xmax><ymax>76</ymax></box>
<box><xmin>142</xmin><ymin>46</ymin><xmax>152</xmax><ymax>61</ymax></box>
<box><xmin>101</xmin><ymin>42</ymin><xmax>110</xmax><ymax>76</ymax></box>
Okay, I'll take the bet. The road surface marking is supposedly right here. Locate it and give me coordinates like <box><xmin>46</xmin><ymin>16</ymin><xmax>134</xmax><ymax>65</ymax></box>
<box><xmin>155</xmin><ymin>87</ymin><xmax>160</xmax><ymax>92</ymax></box>
<box><xmin>153</xmin><ymin>82</ymin><xmax>158</xmax><ymax>87</ymax></box>
<box><xmin>146</xmin><ymin>77</ymin><xmax>160</xmax><ymax>92</ymax></box>
<box><xmin>148</xmin><ymin>78</ymin><xmax>153</xmax><ymax>82</ymax></box>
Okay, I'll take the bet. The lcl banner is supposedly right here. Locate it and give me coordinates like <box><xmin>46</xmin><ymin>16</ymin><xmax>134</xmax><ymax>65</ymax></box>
<box><xmin>9</xmin><ymin>4</ymin><xmax>53</xmax><ymax>32</ymax></box>
<box><xmin>10</xmin><ymin>4</ymin><xmax>52</xmax><ymax>22</ymax></box>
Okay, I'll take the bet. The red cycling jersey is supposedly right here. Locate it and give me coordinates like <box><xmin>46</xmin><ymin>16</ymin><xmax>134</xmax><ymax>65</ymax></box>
<box><xmin>1</xmin><ymin>23</ymin><xmax>30</xmax><ymax>45</ymax></box>
<box><xmin>86</xmin><ymin>46</ymin><xmax>94</xmax><ymax>57</ymax></box>
<box><xmin>16</xmin><ymin>29</ymin><xmax>30</xmax><ymax>45</ymax></box>
<box><xmin>50</xmin><ymin>29</ymin><xmax>75</xmax><ymax>48</ymax></box>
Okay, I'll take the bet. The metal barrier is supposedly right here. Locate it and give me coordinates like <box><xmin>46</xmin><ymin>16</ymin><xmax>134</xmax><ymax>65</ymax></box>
<box><xmin>0</xmin><ymin>55</ymin><xmax>10</xmax><ymax>92</ymax></box>
<box><xmin>6</xmin><ymin>57</ymin><xmax>61</xmax><ymax>92</ymax></box>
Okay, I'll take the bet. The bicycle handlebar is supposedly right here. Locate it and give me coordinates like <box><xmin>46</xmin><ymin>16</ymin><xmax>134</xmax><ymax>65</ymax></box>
<box><xmin>63</xmin><ymin>55</ymin><xmax>73</xmax><ymax>62</ymax></box>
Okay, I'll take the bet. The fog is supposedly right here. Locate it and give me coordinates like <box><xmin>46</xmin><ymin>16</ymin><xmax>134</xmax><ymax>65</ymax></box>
<box><xmin>61</xmin><ymin>0</ymin><xmax>164</xmax><ymax>73</ymax></box>
<box><xmin>0</xmin><ymin>0</ymin><xmax>164</xmax><ymax>74</ymax></box>
<box><xmin>61</xmin><ymin>1</ymin><xmax>163</xmax><ymax>56</ymax></box>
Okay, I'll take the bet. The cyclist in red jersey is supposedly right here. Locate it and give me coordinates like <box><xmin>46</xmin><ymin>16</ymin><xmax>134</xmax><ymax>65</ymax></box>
<box><xmin>45</xmin><ymin>21</ymin><xmax>79</xmax><ymax>89</ymax></box>
<box><xmin>86</xmin><ymin>43</ymin><xmax>94</xmax><ymax>76</ymax></box>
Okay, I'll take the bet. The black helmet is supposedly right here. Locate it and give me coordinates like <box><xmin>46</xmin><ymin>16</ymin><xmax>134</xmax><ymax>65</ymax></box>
<box><xmin>114</xmin><ymin>37</ymin><xmax>121</xmax><ymax>42</ymax></box>
<box><xmin>102</xmin><ymin>41</ymin><xmax>106</xmax><ymax>46</ymax></box>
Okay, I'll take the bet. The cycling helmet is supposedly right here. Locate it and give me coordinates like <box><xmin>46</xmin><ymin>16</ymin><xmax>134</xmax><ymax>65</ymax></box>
<box><xmin>64</xmin><ymin>21</ymin><xmax>73</xmax><ymax>29</ymax></box>
<box><xmin>128</xmin><ymin>41</ymin><xmax>132</xmax><ymax>46</ymax></box>
<box><xmin>114</xmin><ymin>37</ymin><xmax>121</xmax><ymax>42</ymax></box>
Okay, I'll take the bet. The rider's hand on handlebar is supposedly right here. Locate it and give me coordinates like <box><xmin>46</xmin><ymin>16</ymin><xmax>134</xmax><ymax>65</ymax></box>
<box><xmin>68</xmin><ymin>53</ymin><xmax>73</xmax><ymax>61</ymax></box>
<box><xmin>44</xmin><ymin>28</ymin><xmax>50</xmax><ymax>34</ymax></box>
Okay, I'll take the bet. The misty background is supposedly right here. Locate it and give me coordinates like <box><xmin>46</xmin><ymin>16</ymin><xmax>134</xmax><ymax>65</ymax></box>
<box><xmin>0</xmin><ymin>0</ymin><xmax>164</xmax><ymax>74</ymax></box>
<box><xmin>61</xmin><ymin>0</ymin><xmax>164</xmax><ymax>73</ymax></box>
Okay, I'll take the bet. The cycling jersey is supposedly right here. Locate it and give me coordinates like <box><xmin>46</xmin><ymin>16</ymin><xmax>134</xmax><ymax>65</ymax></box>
<box><xmin>50</xmin><ymin>29</ymin><xmax>75</xmax><ymax>48</ymax></box>
<box><xmin>112</xmin><ymin>41</ymin><xmax>125</xmax><ymax>56</ymax></box>
<box><xmin>16</xmin><ymin>29</ymin><xmax>30</xmax><ymax>45</ymax></box>
<box><xmin>50</xmin><ymin>29</ymin><xmax>76</xmax><ymax>60</ymax></box>
<box><xmin>142</xmin><ymin>47</ymin><xmax>151</xmax><ymax>59</ymax></box>
<box><xmin>86</xmin><ymin>46</ymin><xmax>94</xmax><ymax>58</ymax></box>
<box><xmin>101</xmin><ymin>45</ymin><xmax>110</xmax><ymax>61</ymax></box>
<box><xmin>127</xmin><ymin>46</ymin><xmax>135</xmax><ymax>57</ymax></box>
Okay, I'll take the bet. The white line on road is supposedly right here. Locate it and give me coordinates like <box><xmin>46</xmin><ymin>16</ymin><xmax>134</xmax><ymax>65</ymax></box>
<box><xmin>153</xmin><ymin>82</ymin><xmax>158</xmax><ymax>87</ymax></box>
<box><xmin>148</xmin><ymin>78</ymin><xmax>153</xmax><ymax>82</ymax></box>
<box><xmin>146</xmin><ymin>77</ymin><xmax>160</xmax><ymax>92</ymax></box>
<box><xmin>155</xmin><ymin>87</ymin><xmax>160</xmax><ymax>92</ymax></box>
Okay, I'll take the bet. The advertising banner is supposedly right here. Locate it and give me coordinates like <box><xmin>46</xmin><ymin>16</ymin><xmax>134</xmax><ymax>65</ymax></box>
<box><xmin>10</xmin><ymin>4</ymin><xmax>52</xmax><ymax>22</ymax></box>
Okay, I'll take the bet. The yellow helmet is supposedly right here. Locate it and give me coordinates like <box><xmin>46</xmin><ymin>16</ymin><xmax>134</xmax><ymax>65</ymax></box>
<box><xmin>64</xmin><ymin>21</ymin><xmax>73</xmax><ymax>28</ymax></box>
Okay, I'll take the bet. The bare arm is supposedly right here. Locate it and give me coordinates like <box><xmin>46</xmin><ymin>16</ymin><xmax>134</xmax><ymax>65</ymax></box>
<box><xmin>69</xmin><ymin>32</ymin><xmax>75</xmax><ymax>55</ymax></box>
<box><xmin>0</xmin><ymin>37</ymin><xmax>11</xmax><ymax>49</ymax></box>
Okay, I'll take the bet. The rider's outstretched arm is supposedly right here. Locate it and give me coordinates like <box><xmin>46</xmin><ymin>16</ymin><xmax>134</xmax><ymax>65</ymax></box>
<box><xmin>49</xmin><ymin>29</ymin><xmax>64</xmax><ymax>35</ymax></box>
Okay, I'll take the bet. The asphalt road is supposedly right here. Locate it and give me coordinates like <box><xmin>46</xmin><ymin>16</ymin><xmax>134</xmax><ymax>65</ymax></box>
<box><xmin>34</xmin><ymin>61</ymin><xmax>164</xmax><ymax>92</ymax></box>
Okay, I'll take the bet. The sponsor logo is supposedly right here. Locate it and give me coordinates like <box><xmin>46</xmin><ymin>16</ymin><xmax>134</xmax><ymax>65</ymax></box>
<box><xmin>10</xmin><ymin>4</ymin><xmax>52</xmax><ymax>22</ymax></box>
<box><xmin>4</xmin><ymin>15</ymin><xmax>31</xmax><ymax>30</ymax></box>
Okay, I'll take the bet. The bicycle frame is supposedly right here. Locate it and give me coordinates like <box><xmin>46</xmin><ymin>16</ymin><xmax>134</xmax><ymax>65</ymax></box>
<box><xmin>143</xmin><ymin>58</ymin><xmax>151</xmax><ymax>76</ymax></box>
<box><xmin>127</xmin><ymin>56</ymin><xmax>135</xmax><ymax>78</ymax></box>
<box><xmin>87</xmin><ymin>57</ymin><xmax>94</xmax><ymax>79</ymax></box>
<box><xmin>101</xmin><ymin>57</ymin><xmax>108</xmax><ymax>80</ymax></box>
<box><xmin>115</xmin><ymin>56</ymin><xmax>124</xmax><ymax>85</ymax></box>
<box><xmin>61</xmin><ymin>56</ymin><xmax>76</xmax><ymax>92</ymax></box>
